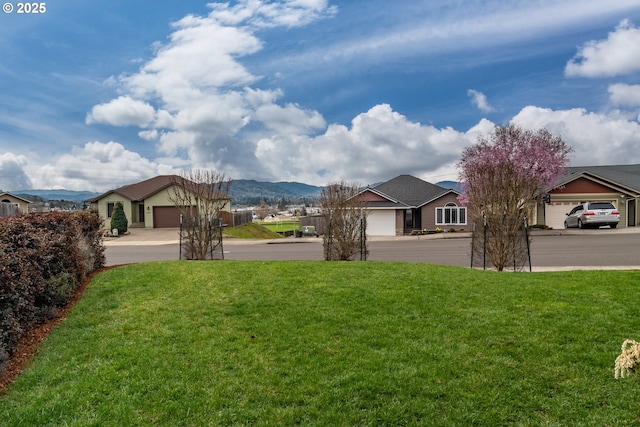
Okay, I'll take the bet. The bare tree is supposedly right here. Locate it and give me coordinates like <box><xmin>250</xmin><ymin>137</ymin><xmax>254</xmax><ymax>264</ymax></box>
<box><xmin>458</xmin><ymin>125</ymin><xmax>572</xmax><ymax>271</ymax></box>
<box><xmin>169</xmin><ymin>170</ymin><xmax>232</xmax><ymax>260</ymax></box>
<box><xmin>320</xmin><ymin>181</ymin><xmax>368</xmax><ymax>261</ymax></box>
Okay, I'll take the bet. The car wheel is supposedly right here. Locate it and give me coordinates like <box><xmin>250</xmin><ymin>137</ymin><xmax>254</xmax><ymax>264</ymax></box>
<box><xmin>610</xmin><ymin>223</ymin><xmax>618</xmax><ymax>229</ymax></box>
<box><xmin>578</xmin><ymin>219</ymin><xmax>584</xmax><ymax>229</ymax></box>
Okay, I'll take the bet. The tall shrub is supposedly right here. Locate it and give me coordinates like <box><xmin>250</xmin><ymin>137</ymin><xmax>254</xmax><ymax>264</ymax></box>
<box><xmin>0</xmin><ymin>211</ymin><xmax>104</xmax><ymax>374</ymax></box>
<box><xmin>110</xmin><ymin>202</ymin><xmax>128</xmax><ymax>234</ymax></box>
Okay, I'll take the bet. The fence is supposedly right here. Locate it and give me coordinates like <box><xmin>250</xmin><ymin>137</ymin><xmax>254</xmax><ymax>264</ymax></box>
<box><xmin>218</xmin><ymin>210</ymin><xmax>253</xmax><ymax>227</ymax></box>
<box><xmin>470</xmin><ymin>215</ymin><xmax>532</xmax><ymax>271</ymax></box>
<box><xmin>324</xmin><ymin>212</ymin><xmax>368</xmax><ymax>261</ymax></box>
<box><xmin>300</xmin><ymin>215</ymin><xmax>325</xmax><ymax>235</ymax></box>
<box><xmin>0</xmin><ymin>203</ymin><xmax>20</xmax><ymax>217</ymax></box>
<box><xmin>179</xmin><ymin>215</ymin><xmax>225</xmax><ymax>260</ymax></box>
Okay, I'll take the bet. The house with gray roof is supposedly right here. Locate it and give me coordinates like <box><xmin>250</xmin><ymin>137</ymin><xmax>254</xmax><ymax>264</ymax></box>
<box><xmin>538</xmin><ymin>164</ymin><xmax>640</xmax><ymax>229</ymax></box>
<box><xmin>359</xmin><ymin>175</ymin><xmax>470</xmax><ymax>236</ymax></box>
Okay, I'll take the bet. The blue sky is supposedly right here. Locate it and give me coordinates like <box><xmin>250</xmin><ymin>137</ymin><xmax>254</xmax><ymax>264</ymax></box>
<box><xmin>1</xmin><ymin>0</ymin><xmax>640</xmax><ymax>191</ymax></box>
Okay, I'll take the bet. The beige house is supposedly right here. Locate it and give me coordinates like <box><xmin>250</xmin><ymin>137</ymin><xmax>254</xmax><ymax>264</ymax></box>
<box><xmin>87</xmin><ymin>175</ymin><xmax>232</xmax><ymax>228</ymax></box>
<box><xmin>537</xmin><ymin>164</ymin><xmax>640</xmax><ymax>229</ymax></box>
<box><xmin>0</xmin><ymin>192</ymin><xmax>32</xmax><ymax>216</ymax></box>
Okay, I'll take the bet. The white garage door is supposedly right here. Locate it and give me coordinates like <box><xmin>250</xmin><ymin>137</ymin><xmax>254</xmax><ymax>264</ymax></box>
<box><xmin>367</xmin><ymin>210</ymin><xmax>396</xmax><ymax>236</ymax></box>
<box><xmin>544</xmin><ymin>202</ymin><xmax>578</xmax><ymax>229</ymax></box>
<box><xmin>545</xmin><ymin>200</ymin><xmax>618</xmax><ymax>229</ymax></box>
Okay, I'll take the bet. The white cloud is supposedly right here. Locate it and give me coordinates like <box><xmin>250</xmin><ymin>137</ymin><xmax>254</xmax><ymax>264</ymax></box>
<box><xmin>467</xmin><ymin>89</ymin><xmax>495</xmax><ymax>113</ymax></box>
<box><xmin>565</xmin><ymin>20</ymin><xmax>640</xmax><ymax>78</ymax></box>
<box><xmin>254</xmin><ymin>104</ymin><xmax>476</xmax><ymax>185</ymax></box>
<box><xmin>510</xmin><ymin>105</ymin><xmax>640</xmax><ymax>166</ymax></box>
<box><xmin>71</xmin><ymin>1</ymin><xmax>640</xmax><ymax>192</ymax></box>
<box><xmin>609</xmin><ymin>83</ymin><xmax>640</xmax><ymax>107</ymax></box>
<box><xmin>0</xmin><ymin>153</ymin><xmax>32</xmax><ymax>191</ymax></box>
<box><xmin>255</xmin><ymin>103</ymin><xmax>326</xmax><ymax>134</ymax></box>
<box><xmin>86</xmin><ymin>96</ymin><xmax>156</xmax><ymax>127</ymax></box>
<box><xmin>85</xmin><ymin>0</ymin><xmax>337</xmax><ymax>183</ymax></box>
<box><xmin>208</xmin><ymin>0</ymin><xmax>338</xmax><ymax>29</ymax></box>
<box><xmin>33</xmin><ymin>141</ymin><xmax>176</xmax><ymax>191</ymax></box>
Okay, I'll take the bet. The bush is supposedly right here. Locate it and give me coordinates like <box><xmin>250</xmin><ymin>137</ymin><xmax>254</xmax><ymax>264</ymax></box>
<box><xmin>0</xmin><ymin>211</ymin><xmax>105</xmax><ymax>373</ymax></box>
<box><xmin>110</xmin><ymin>202</ymin><xmax>128</xmax><ymax>235</ymax></box>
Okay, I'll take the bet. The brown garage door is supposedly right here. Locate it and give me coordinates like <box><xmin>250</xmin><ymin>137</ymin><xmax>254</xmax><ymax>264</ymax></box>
<box><xmin>153</xmin><ymin>206</ymin><xmax>181</xmax><ymax>228</ymax></box>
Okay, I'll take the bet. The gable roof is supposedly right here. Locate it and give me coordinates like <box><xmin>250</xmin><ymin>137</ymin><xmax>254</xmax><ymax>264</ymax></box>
<box><xmin>0</xmin><ymin>192</ymin><xmax>33</xmax><ymax>204</ymax></box>
<box><xmin>87</xmin><ymin>175</ymin><xmax>231</xmax><ymax>203</ymax></box>
<box><xmin>364</xmin><ymin>175</ymin><xmax>455</xmax><ymax>208</ymax></box>
<box><xmin>556</xmin><ymin>164</ymin><xmax>640</xmax><ymax>195</ymax></box>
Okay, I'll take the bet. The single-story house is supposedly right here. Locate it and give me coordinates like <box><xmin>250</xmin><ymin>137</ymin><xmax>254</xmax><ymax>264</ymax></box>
<box><xmin>0</xmin><ymin>192</ymin><xmax>32</xmax><ymax>215</ymax></box>
<box><xmin>87</xmin><ymin>175</ymin><xmax>232</xmax><ymax>228</ymax></box>
<box><xmin>358</xmin><ymin>175</ymin><xmax>470</xmax><ymax>236</ymax></box>
<box><xmin>538</xmin><ymin>164</ymin><xmax>640</xmax><ymax>229</ymax></box>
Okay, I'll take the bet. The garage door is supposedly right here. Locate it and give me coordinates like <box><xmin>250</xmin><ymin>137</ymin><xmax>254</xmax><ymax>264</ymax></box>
<box><xmin>153</xmin><ymin>206</ymin><xmax>181</xmax><ymax>228</ymax></box>
<box><xmin>367</xmin><ymin>210</ymin><xmax>396</xmax><ymax>236</ymax></box>
<box><xmin>544</xmin><ymin>202</ymin><xmax>579</xmax><ymax>230</ymax></box>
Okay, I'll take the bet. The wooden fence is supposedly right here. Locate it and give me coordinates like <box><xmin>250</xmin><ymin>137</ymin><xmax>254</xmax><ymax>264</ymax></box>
<box><xmin>219</xmin><ymin>210</ymin><xmax>254</xmax><ymax>227</ymax></box>
<box><xmin>0</xmin><ymin>203</ymin><xmax>20</xmax><ymax>217</ymax></box>
<box><xmin>299</xmin><ymin>215</ymin><xmax>325</xmax><ymax>235</ymax></box>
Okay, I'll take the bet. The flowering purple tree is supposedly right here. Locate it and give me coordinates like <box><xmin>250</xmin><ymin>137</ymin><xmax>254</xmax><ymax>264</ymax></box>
<box><xmin>458</xmin><ymin>125</ymin><xmax>572</xmax><ymax>271</ymax></box>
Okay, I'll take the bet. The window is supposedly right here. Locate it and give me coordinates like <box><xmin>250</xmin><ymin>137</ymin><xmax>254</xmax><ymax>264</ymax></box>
<box><xmin>107</xmin><ymin>201</ymin><xmax>123</xmax><ymax>218</ymax></box>
<box><xmin>436</xmin><ymin>203</ymin><xmax>467</xmax><ymax>226</ymax></box>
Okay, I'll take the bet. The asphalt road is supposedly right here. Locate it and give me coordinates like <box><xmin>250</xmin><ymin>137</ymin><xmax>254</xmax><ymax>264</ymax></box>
<box><xmin>105</xmin><ymin>230</ymin><xmax>640</xmax><ymax>270</ymax></box>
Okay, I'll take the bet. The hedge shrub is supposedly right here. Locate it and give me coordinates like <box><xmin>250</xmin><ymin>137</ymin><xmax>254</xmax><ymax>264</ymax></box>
<box><xmin>0</xmin><ymin>211</ymin><xmax>104</xmax><ymax>373</ymax></box>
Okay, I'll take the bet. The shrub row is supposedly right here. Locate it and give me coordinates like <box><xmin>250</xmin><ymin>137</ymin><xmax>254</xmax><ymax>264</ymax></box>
<box><xmin>0</xmin><ymin>211</ymin><xmax>105</xmax><ymax>373</ymax></box>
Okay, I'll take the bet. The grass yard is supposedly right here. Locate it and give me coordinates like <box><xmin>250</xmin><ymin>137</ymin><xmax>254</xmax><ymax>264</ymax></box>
<box><xmin>222</xmin><ymin>222</ymin><xmax>283</xmax><ymax>239</ymax></box>
<box><xmin>1</xmin><ymin>262</ymin><xmax>639</xmax><ymax>425</ymax></box>
<box><xmin>259</xmin><ymin>219</ymin><xmax>300</xmax><ymax>233</ymax></box>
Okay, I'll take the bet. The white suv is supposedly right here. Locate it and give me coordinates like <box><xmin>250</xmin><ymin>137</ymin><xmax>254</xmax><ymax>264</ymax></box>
<box><xmin>564</xmin><ymin>202</ymin><xmax>620</xmax><ymax>229</ymax></box>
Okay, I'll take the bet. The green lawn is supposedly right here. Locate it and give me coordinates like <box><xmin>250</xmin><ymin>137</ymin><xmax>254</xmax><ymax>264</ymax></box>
<box><xmin>222</xmin><ymin>222</ymin><xmax>283</xmax><ymax>239</ymax></box>
<box><xmin>259</xmin><ymin>219</ymin><xmax>300</xmax><ymax>233</ymax></box>
<box><xmin>1</xmin><ymin>262</ymin><xmax>639</xmax><ymax>425</ymax></box>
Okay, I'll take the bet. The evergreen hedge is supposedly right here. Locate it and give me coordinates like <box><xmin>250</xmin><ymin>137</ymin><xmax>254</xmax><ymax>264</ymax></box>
<box><xmin>0</xmin><ymin>211</ymin><xmax>104</xmax><ymax>373</ymax></box>
<box><xmin>110</xmin><ymin>202</ymin><xmax>128</xmax><ymax>234</ymax></box>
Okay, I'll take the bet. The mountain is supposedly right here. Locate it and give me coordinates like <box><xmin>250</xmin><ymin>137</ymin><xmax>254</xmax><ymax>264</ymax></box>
<box><xmin>12</xmin><ymin>179</ymin><xmax>461</xmax><ymax>204</ymax></box>
<box><xmin>436</xmin><ymin>181</ymin><xmax>463</xmax><ymax>193</ymax></box>
<box><xmin>229</xmin><ymin>180</ymin><xmax>322</xmax><ymax>204</ymax></box>
<box><xmin>12</xmin><ymin>189</ymin><xmax>98</xmax><ymax>202</ymax></box>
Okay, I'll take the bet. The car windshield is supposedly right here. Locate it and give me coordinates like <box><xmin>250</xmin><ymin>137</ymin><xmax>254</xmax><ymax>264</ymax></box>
<box><xmin>589</xmin><ymin>203</ymin><xmax>615</xmax><ymax>210</ymax></box>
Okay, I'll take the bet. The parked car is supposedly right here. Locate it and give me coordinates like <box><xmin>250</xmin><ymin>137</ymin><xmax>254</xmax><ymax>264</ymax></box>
<box><xmin>564</xmin><ymin>202</ymin><xmax>620</xmax><ymax>229</ymax></box>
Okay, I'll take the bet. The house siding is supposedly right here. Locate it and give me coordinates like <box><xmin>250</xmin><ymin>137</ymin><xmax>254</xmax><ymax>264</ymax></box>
<box><xmin>0</xmin><ymin>194</ymin><xmax>30</xmax><ymax>214</ymax></box>
<box><xmin>90</xmin><ymin>194</ymin><xmax>132</xmax><ymax>228</ymax></box>
<box><xmin>360</xmin><ymin>191</ymin><xmax>388</xmax><ymax>202</ymax></box>
<box><xmin>421</xmin><ymin>193</ymin><xmax>471</xmax><ymax>232</ymax></box>
<box><xmin>553</xmin><ymin>177</ymin><xmax>616</xmax><ymax>194</ymax></box>
<box><xmin>395</xmin><ymin>210</ymin><xmax>403</xmax><ymax>235</ymax></box>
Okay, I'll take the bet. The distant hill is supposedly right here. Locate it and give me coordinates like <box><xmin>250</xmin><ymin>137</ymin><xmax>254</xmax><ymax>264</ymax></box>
<box><xmin>435</xmin><ymin>181</ymin><xmax>463</xmax><ymax>193</ymax></box>
<box><xmin>13</xmin><ymin>189</ymin><xmax>98</xmax><ymax>203</ymax></box>
<box><xmin>229</xmin><ymin>180</ymin><xmax>322</xmax><ymax>204</ymax></box>
<box><xmin>12</xmin><ymin>179</ymin><xmax>460</xmax><ymax>204</ymax></box>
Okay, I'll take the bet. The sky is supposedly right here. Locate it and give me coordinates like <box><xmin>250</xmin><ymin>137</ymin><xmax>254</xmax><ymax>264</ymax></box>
<box><xmin>1</xmin><ymin>0</ymin><xmax>640</xmax><ymax>192</ymax></box>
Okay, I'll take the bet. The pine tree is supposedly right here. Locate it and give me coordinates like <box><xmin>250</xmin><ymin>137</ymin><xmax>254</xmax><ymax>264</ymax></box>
<box><xmin>110</xmin><ymin>202</ymin><xmax>128</xmax><ymax>234</ymax></box>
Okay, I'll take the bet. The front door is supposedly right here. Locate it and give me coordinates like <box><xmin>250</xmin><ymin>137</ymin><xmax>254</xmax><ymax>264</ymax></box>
<box><xmin>403</xmin><ymin>208</ymin><xmax>421</xmax><ymax>233</ymax></box>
